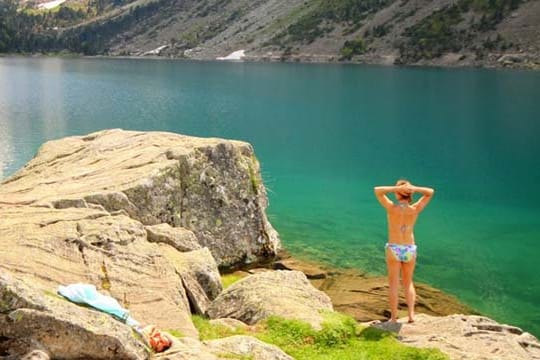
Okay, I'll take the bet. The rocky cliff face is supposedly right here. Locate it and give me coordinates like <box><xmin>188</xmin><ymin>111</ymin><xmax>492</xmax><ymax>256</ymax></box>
<box><xmin>0</xmin><ymin>129</ymin><xmax>279</xmax><ymax>268</ymax></box>
<box><xmin>13</xmin><ymin>0</ymin><xmax>540</xmax><ymax>69</ymax></box>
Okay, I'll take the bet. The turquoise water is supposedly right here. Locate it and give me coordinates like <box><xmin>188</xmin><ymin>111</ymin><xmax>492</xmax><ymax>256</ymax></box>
<box><xmin>1</xmin><ymin>57</ymin><xmax>539</xmax><ymax>336</ymax></box>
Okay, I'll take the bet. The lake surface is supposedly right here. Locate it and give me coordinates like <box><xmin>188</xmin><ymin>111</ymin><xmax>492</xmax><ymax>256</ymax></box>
<box><xmin>1</xmin><ymin>57</ymin><xmax>539</xmax><ymax>336</ymax></box>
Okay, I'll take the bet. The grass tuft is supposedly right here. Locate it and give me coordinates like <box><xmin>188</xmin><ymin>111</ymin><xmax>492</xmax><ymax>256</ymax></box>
<box><xmin>166</xmin><ymin>329</ymin><xmax>184</xmax><ymax>338</ymax></box>
<box><xmin>192</xmin><ymin>310</ymin><xmax>449</xmax><ymax>360</ymax></box>
<box><xmin>221</xmin><ymin>273</ymin><xmax>245</xmax><ymax>289</ymax></box>
<box><xmin>192</xmin><ymin>315</ymin><xmax>248</xmax><ymax>340</ymax></box>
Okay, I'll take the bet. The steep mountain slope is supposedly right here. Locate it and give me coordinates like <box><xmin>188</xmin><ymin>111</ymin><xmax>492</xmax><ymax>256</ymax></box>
<box><xmin>5</xmin><ymin>0</ymin><xmax>540</xmax><ymax>68</ymax></box>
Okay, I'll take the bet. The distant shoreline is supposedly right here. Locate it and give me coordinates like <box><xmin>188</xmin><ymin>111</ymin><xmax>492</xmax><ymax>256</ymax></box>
<box><xmin>1</xmin><ymin>52</ymin><xmax>539</xmax><ymax>72</ymax></box>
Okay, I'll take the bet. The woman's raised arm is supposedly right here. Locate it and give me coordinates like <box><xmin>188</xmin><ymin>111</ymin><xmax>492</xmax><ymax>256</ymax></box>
<box><xmin>409</xmin><ymin>185</ymin><xmax>435</xmax><ymax>212</ymax></box>
<box><xmin>374</xmin><ymin>186</ymin><xmax>401</xmax><ymax>209</ymax></box>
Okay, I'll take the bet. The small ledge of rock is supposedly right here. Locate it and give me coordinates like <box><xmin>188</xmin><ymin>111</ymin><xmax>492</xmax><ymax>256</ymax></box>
<box><xmin>145</xmin><ymin>223</ymin><xmax>202</xmax><ymax>252</ymax></box>
<box><xmin>273</xmin><ymin>258</ymin><xmax>328</xmax><ymax>279</ymax></box>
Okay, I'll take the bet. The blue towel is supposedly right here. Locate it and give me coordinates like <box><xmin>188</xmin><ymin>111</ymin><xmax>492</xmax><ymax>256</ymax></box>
<box><xmin>58</xmin><ymin>283</ymin><xmax>140</xmax><ymax>327</ymax></box>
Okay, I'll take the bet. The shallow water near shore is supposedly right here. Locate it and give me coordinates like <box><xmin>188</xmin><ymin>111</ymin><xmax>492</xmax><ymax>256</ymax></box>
<box><xmin>1</xmin><ymin>57</ymin><xmax>539</xmax><ymax>336</ymax></box>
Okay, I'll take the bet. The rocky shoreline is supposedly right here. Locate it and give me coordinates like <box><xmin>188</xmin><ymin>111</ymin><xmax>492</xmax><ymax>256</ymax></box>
<box><xmin>3</xmin><ymin>52</ymin><xmax>540</xmax><ymax>72</ymax></box>
<box><xmin>270</xmin><ymin>251</ymin><xmax>476</xmax><ymax>322</ymax></box>
<box><xmin>1</xmin><ymin>129</ymin><xmax>539</xmax><ymax>359</ymax></box>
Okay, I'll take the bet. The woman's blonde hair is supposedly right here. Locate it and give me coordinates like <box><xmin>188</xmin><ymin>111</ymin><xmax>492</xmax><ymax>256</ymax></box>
<box><xmin>396</xmin><ymin>179</ymin><xmax>412</xmax><ymax>204</ymax></box>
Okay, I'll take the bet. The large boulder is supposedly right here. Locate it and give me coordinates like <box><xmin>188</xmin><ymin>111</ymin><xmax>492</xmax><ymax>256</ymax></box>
<box><xmin>0</xmin><ymin>270</ymin><xmax>148</xmax><ymax>359</ymax></box>
<box><xmin>0</xmin><ymin>205</ymin><xmax>197</xmax><ymax>338</ymax></box>
<box><xmin>0</xmin><ymin>129</ymin><xmax>280</xmax><ymax>267</ymax></box>
<box><xmin>207</xmin><ymin>270</ymin><xmax>333</xmax><ymax>329</ymax></box>
<box><xmin>396</xmin><ymin>314</ymin><xmax>540</xmax><ymax>360</ymax></box>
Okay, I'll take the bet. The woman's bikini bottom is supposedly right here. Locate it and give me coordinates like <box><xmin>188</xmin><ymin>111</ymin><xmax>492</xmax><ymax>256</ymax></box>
<box><xmin>385</xmin><ymin>243</ymin><xmax>417</xmax><ymax>263</ymax></box>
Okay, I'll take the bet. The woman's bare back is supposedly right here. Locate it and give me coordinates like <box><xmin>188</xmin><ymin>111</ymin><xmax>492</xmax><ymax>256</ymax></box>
<box><xmin>386</xmin><ymin>203</ymin><xmax>419</xmax><ymax>245</ymax></box>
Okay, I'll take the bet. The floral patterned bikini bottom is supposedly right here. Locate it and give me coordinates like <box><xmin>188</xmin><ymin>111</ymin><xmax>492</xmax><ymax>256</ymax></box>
<box><xmin>385</xmin><ymin>243</ymin><xmax>417</xmax><ymax>263</ymax></box>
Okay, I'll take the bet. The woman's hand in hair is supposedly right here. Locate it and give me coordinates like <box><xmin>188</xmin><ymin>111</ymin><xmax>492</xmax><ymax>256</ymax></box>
<box><xmin>398</xmin><ymin>183</ymin><xmax>413</xmax><ymax>196</ymax></box>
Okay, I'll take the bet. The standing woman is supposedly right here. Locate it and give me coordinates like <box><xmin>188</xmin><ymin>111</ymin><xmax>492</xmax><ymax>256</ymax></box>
<box><xmin>374</xmin><ymin>180</ymin><xmax>434</xmax><ymax>323</ymax></box>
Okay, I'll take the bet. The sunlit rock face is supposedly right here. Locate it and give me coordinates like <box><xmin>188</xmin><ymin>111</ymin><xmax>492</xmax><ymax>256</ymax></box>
<box><xmin>0</xmin><ymin>129</ymin><xmax>281</xmax><ymax>267</ymax></box>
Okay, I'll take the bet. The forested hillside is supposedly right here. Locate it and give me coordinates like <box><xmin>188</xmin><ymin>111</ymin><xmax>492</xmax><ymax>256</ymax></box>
<box><xmin>1</xmin><ymin>0</ymin><xmax>539</xmax><ymax>68</ymax></box>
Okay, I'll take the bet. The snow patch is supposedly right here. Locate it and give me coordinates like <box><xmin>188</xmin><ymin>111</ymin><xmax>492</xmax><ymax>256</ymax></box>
<box><xmin>38</xmin><ymin>0</ymin><xmax>67</xmax><ymax>9</ymax></box>
<box><xmin>142</xmin><ymin>45</ymin><xmax>169</xmax><ymax>56</ymax></box>
<box><xmin>216</xmin><ymin>50</ymin><xmax>246</xmax><ymax>61</ymax></box>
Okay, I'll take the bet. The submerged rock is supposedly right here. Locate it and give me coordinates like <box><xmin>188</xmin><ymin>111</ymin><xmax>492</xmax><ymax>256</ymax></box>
<box><xmin>0</xmin><ymin>129</ymin><xmax>280</xmax><ymax>267</ymax></box>
<box><xmin>273</xmin><ymin>251</ymin><xmax>475</xmax><ymax>322</ymax></box>
<box><xmin>311</xmin><ymin>269</ymin><xmax>476</xmax><ymax>322</ymax></box>
<box><xmin>207</xmin><ymin>270</ymin><xmax>333</xmax><ymax>329</ymax></box>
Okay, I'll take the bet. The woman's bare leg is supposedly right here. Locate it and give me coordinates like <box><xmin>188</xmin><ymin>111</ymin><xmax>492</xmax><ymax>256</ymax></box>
<box><xmin>386</xmin><ymin>250</ymin><xmax>401</xmax><ymax>322</ymax></box>
<box><xmin>401</xmin><ymin>257</ymin><xmax>417</xmax><ymax>323</ymax></box>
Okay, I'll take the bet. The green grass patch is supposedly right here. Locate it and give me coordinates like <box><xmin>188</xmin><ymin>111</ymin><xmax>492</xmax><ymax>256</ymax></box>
<box><xmin>340</xmin><ymin>37</ymin><xmax>366</xmax><ymax>60</ymax></box>
<box><xmin>166</xmin><ymin>329</ymin><xmax>184</xmax><ymax>338</ymax></box>
<box><xmin>192</xmin><ymin>310</ymin><xmax>449</xmax><ymax>360</ymax></box>
<box><xmin>192</xmin><ymin>314</ymin><xmax>248</xmax><ymax>340</ymax></box>
<box><xmin>221</xmin><ymin>273</ymin><xmax>244</xmax><ymax>289</ymax></box>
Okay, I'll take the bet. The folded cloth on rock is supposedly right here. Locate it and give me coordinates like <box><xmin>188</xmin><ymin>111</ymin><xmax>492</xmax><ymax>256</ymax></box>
<box><xmin>57</xmin><ymin>283</ymin><xmax>140</xmax><ymax>327</ymax></box>
<box><xmin>57</xmin><ymin>284</ymin><xmax>171</xmax><ymax>352</ymax></box>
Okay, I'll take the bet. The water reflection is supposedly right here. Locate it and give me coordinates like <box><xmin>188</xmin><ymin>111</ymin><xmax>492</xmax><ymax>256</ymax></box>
<box><xmin>0</xmin><ymin>118</ymin><xmax>13</xmax><ymax>180</ymax></box>
<box><xmin>38</xmin><ymin>59</ymin><xmax>66</xmax><ymax>139</ymax></box>
<box><xmin>0</xmin><ymin>64</ymin><xmax>13</xmax><ymax>180</ymax></box>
